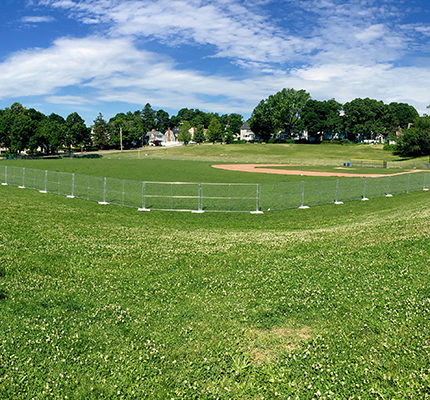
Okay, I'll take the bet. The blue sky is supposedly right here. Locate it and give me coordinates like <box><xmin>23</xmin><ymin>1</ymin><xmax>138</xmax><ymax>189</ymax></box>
<box><xmin>0</xmin><ymin>0</ymin><xmax>429</xmax><ymax>124</ymax></box>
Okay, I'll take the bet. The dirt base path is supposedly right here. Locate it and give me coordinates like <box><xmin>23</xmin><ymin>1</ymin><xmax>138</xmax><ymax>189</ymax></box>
<box><xmin>212</xmin><ymin>164</ymin><xmax>423</xmax><ymax>178</ymax></box>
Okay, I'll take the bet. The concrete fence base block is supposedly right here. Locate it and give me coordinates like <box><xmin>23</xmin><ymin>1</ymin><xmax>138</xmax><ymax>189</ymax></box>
<box><xmin>98</xmin><ymin>201</ymin><xmax>109</xmax><ymax>205</ymax></box>
<box><xmin>385</xmin><ymin>194</ymin><xmax>393</xmax><ymax>197</ymax></box>
<box><xmin>67</xmin><ymin>195</ymin><xmax>75</xmax><ymax>199</ymax></box>
<box><xmin>423</xmin><ymin>188</ymin><xmax>429</xmax><ymax>191</ymax></box>
<box><xmin>299</xmin><ymin>205</ymin><xmax>310</xmax><ymax>209</ymax></box>
<box><xmin>138</xmin><ymin>208</ymin><xmax>150</xmax><ymax>212</ymax></box>
<box><xmin>1</xmin><ymin>183</ymin><xmax>7</xmax><ymax>186</ymax></box>
<box><xmin>361</xmin><ymin>197</ymin><xmax>369</xmax><ymax>201</ymax></box>
<box><xmin>39</xmin><ymin>190</ymin><xmax>48</xmax><ymax>194</ymax></box>
<box><xmin>250</xmin><ymin>210</ymin><xmax>264</xmax><ymax>214</ymax></box>
<box><xmin>334</xmin><ymin>201</ymin><xmax>344</xmax><ymax>205</ymax></box>
<box><xmin>18</xmin><ymin>186</ymin><xmax>25</xmax><ymax>189</ymax></box>
<box><xmin>192</xmin><ymin>210</ymin><xmax>205</xmax><ymax>214</ymax></box>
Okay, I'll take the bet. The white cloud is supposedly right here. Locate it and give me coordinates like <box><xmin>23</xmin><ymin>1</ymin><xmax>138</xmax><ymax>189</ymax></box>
<box><xmin>21</xmin><ymin>15</ymin><xmax>55</xmax><ymax>23</ymax></box>
<box><xmin>35</xmin><ymin>0</ymin><xmax>418</xmax><ymax>68</ymax></box>
<box><xmin>45</xmin><ymin>95</ymin><xmax>93</xmax><ymax>104</ymax></box>
<box><xmin>0</xmin><ymin>34</ymin><xmax>429</xmax><ymax>116</ymax></box>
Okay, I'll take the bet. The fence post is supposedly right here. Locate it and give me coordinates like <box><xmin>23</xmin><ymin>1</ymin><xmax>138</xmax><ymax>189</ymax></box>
<box><xmin>138</xmin><ymin>181</ymin><xmax>150</xmax><ymax>211</ymax></box>
<box><xmin>406</xmin><ymin>174</ymin><xmax>411</xmax><ymax>193</ymax></box>
<box><xmin>385</xmin><ymin>176</ymin><xmax>393</xmax><ymax>197</ymax></box>
<box><xmin>361</xmin><ymin>177</ymin><xmax>369</xmax><ymax>201</ymax></box>
<box><xmin>98</xmin><ymin>177</ymin><xmax>109</xmax><ymax>205</ymax></box>
<box><xmin>67</xmin><ymin>173</ymin><xmax>75</xmax><ymax>198</ymax></box>
<box><xmin>121</xmin><ymin>180</ymin><xmax>125</xmax><ymax>206</ymax></box>
<box><xmin>424</xmin><ymin>173</ymin><xmax>429</xmax><ymax>191</ymax></box>
<box><xmin>40</xmin><ymin>170</ymin><xmax>48</xmax><ymax>193</ymax></box>
<box><xmin>299</xmin><ymin>181</ymin><xmax>309</xmax><ymax>209</ymax></box>
<box><xmin>1</xmin><ymin>166</ymin><xmax>7</xmax><ymax>186</ymax></box>
<box><xmin>192</xmin><ymin>183</ymin><xmax>205</xmax><ymax>213</ymax></box>
<box><xmin>251</xmin><ymin>184</ymin><xmax>264</xmax><ymax>214</ymax></box>
<box><xmin>334</xmin><ymin>179</ymin><xmax>343</xmax><ymax>204</ymax></box>
<box><xmin>19</xmin><ymin>167</ymin><xmax>26</xmax><ymax>188</ymax></box>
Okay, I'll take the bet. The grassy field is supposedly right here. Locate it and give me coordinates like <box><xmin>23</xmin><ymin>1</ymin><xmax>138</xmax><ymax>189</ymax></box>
<box><xmin>1</xmin><ymin>185</ymin><xmax>429</xmax><ymax>399</ymax></box>
<box><xmin>97</xmin><ymin>143</ymin><xmax>429</xmax><ymax>169</ymax></box>
<box><xmin>101</xmin><ymin>143</ymin><xmax>401</xmax><ymax>163</ymax></box>
<box><xmin>1</xmin><ymin>144</ymin><xmax>429</xmax><ymax>398</ymax></box>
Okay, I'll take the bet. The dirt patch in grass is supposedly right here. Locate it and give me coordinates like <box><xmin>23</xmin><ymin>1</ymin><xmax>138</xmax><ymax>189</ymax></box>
<box><xmin>245</xmin><ymin>326</ymin><xmax>312</xmax><ymax>364</ymax></box>
<box><xmin>212</xmin><ymin>164</ymin><xmax>423</xmax><ymax>177</ymax></box>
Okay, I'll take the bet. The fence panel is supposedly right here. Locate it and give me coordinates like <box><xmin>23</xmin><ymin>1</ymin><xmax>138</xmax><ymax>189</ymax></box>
<box><xmin>363</xmin><ymin>176</ymin><xmax>387</xmax><ymax>199</ymax></box>
<box><xmin>144</xmin><ymin>182</ymin><xmax>200</xmax><ymax>210</ymax></box>
<box><xmin>260</xmin><ymin>181</ymin><xmax>302</xmax><ymax>210</ymax></box>
<box><xmin>105</xmin><ymin>178</ymin><xmax>143</xmax><ymax>208</ymax></box>
<box><xmin>337</xmin><ymin>178</ymin><xmax>365</xmax><ymax>202</ymax></box>
<box><xmin>303</xmin><ymin>179</ymin><xmax>338</xmax><ymax>206</ymax></box>
<box><xmin>22</xmin><ymin>168</ymin><xmax>42</xmax><ymax>190</ymax></box>
<box><xmin>4</xmin><ymin>166</ymin><xmax>25</xmax><ymax>187</ymax></box>
<box><xmin>201</xmin><ymin>183</ymin><xmax>257</xmax><ymax>212</ymax></box>
<box><xmin>389</xmin><ymin>174</ymin><xmax>410</xmax><ymax>195</ymax></box>
<box><xmin>409</xmin><ymin>172</ymin><xmax>427</xmax><ymax>192</ymax></box>
<box><xmin>72</xmin><ymin>174</ymin><xmax>104</xmax><ymax>202</ymax></box>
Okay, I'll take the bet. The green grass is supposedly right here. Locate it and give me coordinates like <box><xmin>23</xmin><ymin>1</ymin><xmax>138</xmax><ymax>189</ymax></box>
<box><xmin>1</xmin><ymin>186</ymin><xmax>429</xmax><ymax>399</ymax></box>
<box><xmin>104</xmin><ymin>143</ymin><xmax>401</xmax><ymax>163</ymax></box>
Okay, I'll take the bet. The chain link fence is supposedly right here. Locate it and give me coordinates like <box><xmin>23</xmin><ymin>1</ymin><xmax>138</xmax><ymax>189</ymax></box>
<box><xmin>0</xmin><ymin>165</ymin><xmax>428</xmax><ymax>213</ymax></box>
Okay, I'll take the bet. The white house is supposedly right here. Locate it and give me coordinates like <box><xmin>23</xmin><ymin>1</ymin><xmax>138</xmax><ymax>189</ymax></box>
<box><xmin>145</xmin><ymin>128</ymin><xmax>180</xmax><ymax>147</ymax></box>
<box><xmin>240</xmin><ymin>122</ymin><xmax>255</xmax><ymax>141</ymax></box>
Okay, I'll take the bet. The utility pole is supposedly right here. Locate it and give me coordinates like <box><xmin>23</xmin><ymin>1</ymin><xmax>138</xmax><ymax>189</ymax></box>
<box><xmin>120</xmin><ymin>127</ymin><xmax>123</xmax><ymax>152</ymax></box>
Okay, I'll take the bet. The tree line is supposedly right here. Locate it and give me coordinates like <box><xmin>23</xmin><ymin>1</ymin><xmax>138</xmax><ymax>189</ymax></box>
<box><xmin>0</xmin><ymin>102</ymin><xmax>244</xmax><ymax>154</ymax></box>
<box><xmin>249</xmin><ymin>88</ymin><xmax>419</xmax><ymax>141</ymax></box>
<box><xmin>0</xmin><ymin>90</ymin><xmax>428</xmax><ymax>157</ymax></box>
<box><xmin>249</xmin><ymin>88</ymin><xmax>429</xmax><ymax>156</ymax></box>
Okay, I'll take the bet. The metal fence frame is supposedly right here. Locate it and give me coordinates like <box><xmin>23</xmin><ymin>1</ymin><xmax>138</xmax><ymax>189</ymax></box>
<box><xmin>0</xmin><ymin>165</ymin><xmax>428</xmax><ymax>213</ymax></box>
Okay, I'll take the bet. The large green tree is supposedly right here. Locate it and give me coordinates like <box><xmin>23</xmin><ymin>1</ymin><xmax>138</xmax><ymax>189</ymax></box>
<box><xmin>206</xmin><ymin>117</ymin><xmax>223</xmax><ymax>143</ymax></box>
<box><xmin>250</xmin><ymin>88</ymin><xmax>311</xmax><ymax>140</ymax></box>
<box><xmin>178</xmin><ymin>121</ymin><xmax>192</xmax><ymax>145</ymax></box>
<box><xmin>140</xmin><ymin>103</ymin><xmax>156</xmax><ymax>134</ymax></box>
<box><xmin>343</xmin><ymin>98</ymin><xmax>390</xmax><ymax>141</ymax></box>
<box><xmin>301</xmin><ymin>99</ymin><xmax>343</xmax><ymax>139</ymax></box>
<box><xmin>0</xmin><ymin>103</ymin><xmax>35</xmax><ymax>154</ymax></box>
<box><xmin>108</xmin><ymin>112</ymin><xmax>143</xmax><ymax>149</ymax></box>
<box><xmin>92</xmin><ymin>113</ymin><xmax>109</xmax><ymax>149</ymax></box>
<box><xmin>194</xmin><ymin>124</ymin><xmax>205</xmax><ymax>144</ymax></box>
<box><xmin>388</xmin><ymin>102</ymin><xmax>419</xmax><ymax>132</ymax></box>
<box><xmin>34</xmin><ymin>113</ymin><xmax>66</xmax><ymax>154</ymax></box>
<box><xmin>155</xmin><ymin>109</ymin><xmax>170</xmax><ymax>131</ymax></box>
<box><xmin>395</xmin><ymin>116</ymin><xmax>430</xmax><ymax>157</ymax></box>
<box><xmin>65</xmin><ymin>112</ymin><xmax>90</xmax><ymax>150</ymax></box>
